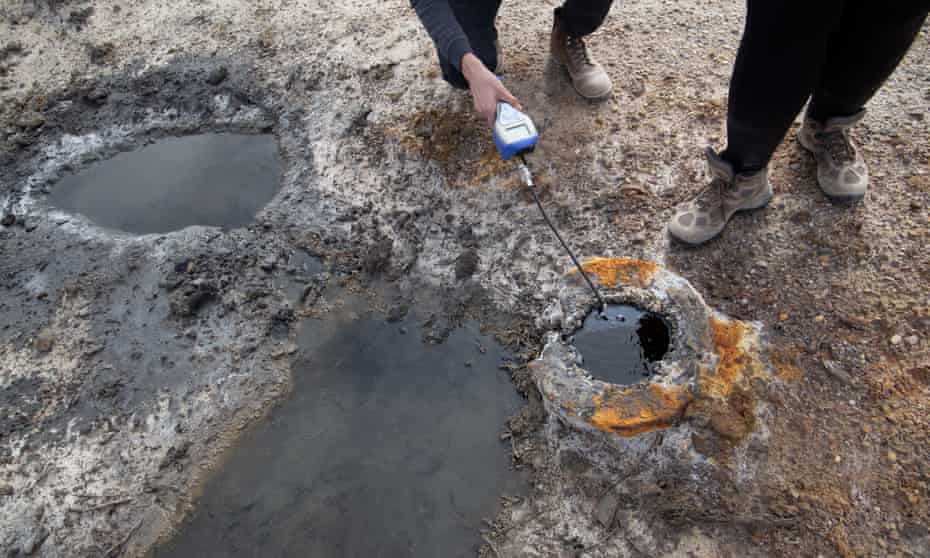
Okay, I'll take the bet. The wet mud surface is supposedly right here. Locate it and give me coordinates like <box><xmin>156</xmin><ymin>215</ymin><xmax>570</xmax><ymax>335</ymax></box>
<box><xmin>155</xmin><ymin>307</ymin><xmax>524</xmax><ymax>558</ymax></box>
<box><xmin>48</xmin><ymin>133</ymin><xmax>281</xmax><ymax>234</ymax></box>
<box><xmin>0</xmin><ymin>1</ymin><xmax>927</xmax><ymax>557</ymax></box>
<box><xmin>571</xmin><ymin>304</ymin><xmax>669</xmax><ymax>385</ymax></box>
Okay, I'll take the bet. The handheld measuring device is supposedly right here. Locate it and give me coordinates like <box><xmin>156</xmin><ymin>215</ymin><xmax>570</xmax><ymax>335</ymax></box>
<box><xmin>492</xmin><ymin>100</ymin><xmax>607</xmax><ymax>315</ymax></box>
<box><xmin>492</xmin><ymin>102</ymin><xmax>538</xmax><ymax>160</ymax></box>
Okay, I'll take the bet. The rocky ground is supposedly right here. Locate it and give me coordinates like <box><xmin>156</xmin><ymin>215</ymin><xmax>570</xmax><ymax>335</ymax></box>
<box><xmin>0</xmin><ymin>0</ymin><xmax>927</xmax><ymax>557</ymax></box>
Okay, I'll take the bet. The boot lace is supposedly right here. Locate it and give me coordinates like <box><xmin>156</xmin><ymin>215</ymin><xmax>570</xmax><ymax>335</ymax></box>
<box><xmin>566</xmin><ymin>36</ymin><xmax>592</xmax><ymax>67</ymax></box>
<box><xmin>816</xmin><ymin>130</ymin><xmax>856</xmax><ymax>164</ymax></box>
<box><xmin>693</xmin><ymin>176</ymin><xmax>730</xmax><ymax>220</ymax></box>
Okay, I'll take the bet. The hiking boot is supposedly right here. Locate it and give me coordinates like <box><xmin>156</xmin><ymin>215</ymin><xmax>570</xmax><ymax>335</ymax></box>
<box><xmin>798</xmin><ymin>110</ymin><xmax>868</xmax><ymax>202</ymax></box>
<box><xmin>550</xmin><ymin>16</ymin><xmax>612</xmax><ymax>100</ymax></box>
<box><xmin>668</xmin><ymin>148</ymin><xmax>773</xmax><ymax>245</ymax></box>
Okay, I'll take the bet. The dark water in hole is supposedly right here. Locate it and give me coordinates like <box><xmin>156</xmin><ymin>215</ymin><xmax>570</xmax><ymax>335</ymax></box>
<box><xmin>49</xmin><ymin>133</ymin><xmax>281</xmax><ymax>234</ymax></box>
<box><xmin>156</xmin><ymin>311</ymin><xmax>524</xmax><ymax>558</ymax></box>
<box><xmin>571</xmin><ymin>304</ymin><xmax>670</xmax><ymax>385</ymax></box>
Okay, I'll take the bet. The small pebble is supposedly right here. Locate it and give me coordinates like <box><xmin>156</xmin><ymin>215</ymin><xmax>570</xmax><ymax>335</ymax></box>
<box><xmin>23</xmin><ymin>527</ymin><xmax>48</xmax><ymax>555</ymax></box>
<box><xmin>890</xmin><ymin>334</ymin><xmax>902</xmax><ymax>346</ymax></box>
<box><xmin>206</xmin><ymin>66</ymin><xmax>228</xmax><ymax>85</ymax></box>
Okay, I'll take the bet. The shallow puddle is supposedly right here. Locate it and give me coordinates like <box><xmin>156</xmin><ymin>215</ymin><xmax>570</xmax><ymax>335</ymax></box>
<box><xmin>572</xmin><ymin>304</ymin><xmax>670</xmax><ymax>385</ymax></box>
<box><xmin>49</xmin><ymin>133</ymin><xmax>281</xmax><ymax>234</ymax></box>
<box><xmin>156</xmin><ymin>309</ymin><xmax>524</xmax><ymax>557</ymax></box>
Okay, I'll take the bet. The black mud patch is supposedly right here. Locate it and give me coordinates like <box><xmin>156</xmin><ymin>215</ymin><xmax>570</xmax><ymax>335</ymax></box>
<box><xmin>156</xmin><ymin>308</ymin><xmax>525</xmax><ymax>557</ymax></box>
<box><xmin>0</xmin><ymin>377</ymin><xmax>43</xmax><ymax>441</ymax></box>
<box><xmin>48</xmin><ymin>133</ymin><xmax>281</xmax><ymax>234</ymax></box>
<box><xmin>572</xmin><ymin>304</ymin><xmax>670</xmax><ymax>385</ymax></box>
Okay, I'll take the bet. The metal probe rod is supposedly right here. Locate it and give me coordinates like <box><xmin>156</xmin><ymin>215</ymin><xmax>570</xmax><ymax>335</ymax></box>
<box><xmin>518</xmin><ymin>155</ymin><xmax>607</xmax><ymax>314</ymax></box>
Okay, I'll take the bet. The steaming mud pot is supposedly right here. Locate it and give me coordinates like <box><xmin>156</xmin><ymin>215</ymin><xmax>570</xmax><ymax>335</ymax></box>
<box><xmin>155</xmin><ymin>306</ymin><xmax>525</xmax><ymax>557</ymax></box>
<box><xmin>571</xmin><ymin>305</ymin><xmax>670</xmax><ymax>385</ymax></box>
<box><xmin>48</xmin><ymin>134</ymin><xmax>282</xmax><ymax>234</ymax></box>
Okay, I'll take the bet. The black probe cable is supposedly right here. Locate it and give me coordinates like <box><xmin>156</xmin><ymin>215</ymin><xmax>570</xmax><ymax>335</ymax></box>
<box><xmin>518</xmin><ymin>154</ymin><xmax>607</xmax><ymax>315</ymax></box>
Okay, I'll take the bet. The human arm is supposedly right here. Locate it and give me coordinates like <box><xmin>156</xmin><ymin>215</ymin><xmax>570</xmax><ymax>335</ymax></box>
<box><xmin>410</xmin><ymin>0</ymin><xmax>473</xmax><ymax>75</ymax></box>
<box><xmin>410</xmin><ymin>0</ymin><xmax>521</xmax><ymax>126</ymax></box>
<box><xmin>461</xmin><ymin>53</ymin><xmax>521</xmax><ymax>126</ymax></box>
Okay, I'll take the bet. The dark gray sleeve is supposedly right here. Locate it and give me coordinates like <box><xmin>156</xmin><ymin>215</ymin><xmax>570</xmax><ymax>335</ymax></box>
<box><xmin>410</xmin><ymin>0</ymin><xmax>473</xmax><ymax>73</ymax></box>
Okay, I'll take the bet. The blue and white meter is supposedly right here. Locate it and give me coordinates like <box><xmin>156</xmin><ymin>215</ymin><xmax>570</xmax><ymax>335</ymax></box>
<box><xmin>493</xmin><ymin>102</ymin><xmax>538</xmax><ymax>160</ymax></box>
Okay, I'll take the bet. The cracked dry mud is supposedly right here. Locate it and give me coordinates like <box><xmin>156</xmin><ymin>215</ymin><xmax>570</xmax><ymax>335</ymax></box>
<box><xmin>1</xmin><ymin>1</ymin><xmax>928</xmax><ymax>557</ymax></box>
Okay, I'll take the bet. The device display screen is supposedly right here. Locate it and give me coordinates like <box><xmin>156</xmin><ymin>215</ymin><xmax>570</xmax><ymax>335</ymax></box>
<box><xmin>509</xmin><ymin>125</ymin><xmax>532</xmax><ymax>140</ymax></box>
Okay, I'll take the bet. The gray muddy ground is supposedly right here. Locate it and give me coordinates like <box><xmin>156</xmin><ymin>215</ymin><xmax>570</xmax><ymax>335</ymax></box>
<box><xmin>1</xmin><ymin>1</ymin><xmax>929</xmax><ymax>557</ymax></box>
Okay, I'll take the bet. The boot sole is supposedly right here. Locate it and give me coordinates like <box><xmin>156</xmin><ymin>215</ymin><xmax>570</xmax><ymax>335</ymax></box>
<box><xmin>550</xmin><ymin>56</ymin><xmax>613</xmax><ymax>100</ymax></box>
<box><xmin>668</xmin><ymin>191</ymin><xmax>773</xmax><ymax>247</ymax></box>
<box><xmin>796</xmin><ymin>133</ymin><xmax>866</xmax><ymax>206</ymax></box>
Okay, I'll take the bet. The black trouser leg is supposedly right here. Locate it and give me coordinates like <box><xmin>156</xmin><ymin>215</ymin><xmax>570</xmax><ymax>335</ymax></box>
<box><xmin>555</xmin><ymin>0</ymin><xmax>613</xmax><ymax>36</ymax></box>
<box><xmin>807</xmin><ymin>3</ymin><xmax>930</xmax><ymax>121</ymax></box>
<box><xmin>722</xmin><ymin>0</ymin><xmax>843</xmax><ymax>172</ymax></box>
<box><xmin>438</xmin><ymin>0</ymin><xmax>502</xmax><ymax>89</ymax></box>
<box><xmin>724</xmin><ymin>0</ymin><xmax>930</xmax><ymax>172</ymax></box>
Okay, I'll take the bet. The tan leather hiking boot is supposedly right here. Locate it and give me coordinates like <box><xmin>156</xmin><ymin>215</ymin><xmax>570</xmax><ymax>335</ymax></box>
<box><xmin>798</xmin><ymin>110</ymin><xmax>869</xmax><ymax>202</ymax></box>
<box><xmin>668</xmin><ymin>148</ymin><xmax>774</xmax><ymax>245</ymax></box>
<box><xmin>550</xmin><ymin>16</ymin><xmax>612</xmax><ymax>100</ymax></box>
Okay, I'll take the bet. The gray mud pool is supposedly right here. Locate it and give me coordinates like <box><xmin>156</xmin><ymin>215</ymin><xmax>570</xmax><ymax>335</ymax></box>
<box><xmin>155</xmin><ymin>309</ymin><xmax>525</xmax><ymax>558</ymax></box>
<box><xmin>49</xmin><ymin>133</ymin><xmax>281</xmax><ymax>234</ymax></box>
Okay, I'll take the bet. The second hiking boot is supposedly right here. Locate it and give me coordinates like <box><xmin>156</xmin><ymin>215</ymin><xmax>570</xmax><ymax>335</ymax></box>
<box><xmin>550</xmin><ymin>16</ymin><xmax>613</xmax><ymax>100</ymax></box>
<box><xmin>798</xmin><ymin>109</ymin><xmax>869</xmax><ymax>202</ymax></box>
<box><xmin>668</xmin><ymin>148</ymin><xmax>774</xmax><ymax>245</ymax></box>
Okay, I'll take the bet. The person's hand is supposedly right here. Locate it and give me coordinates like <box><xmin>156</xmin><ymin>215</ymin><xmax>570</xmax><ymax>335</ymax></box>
<box><xmin>461</xmin><ymin>53</ymin><xmax>521</xmax><ymax>127</ymax></box>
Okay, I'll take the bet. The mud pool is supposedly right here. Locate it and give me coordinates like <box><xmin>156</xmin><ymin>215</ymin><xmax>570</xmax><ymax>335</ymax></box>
<box><xmin>571</xmin><ymin>304</ymin><xmax>670</xmax><ymax>385</ymax></box>
<box><xmin>155</xmin><ymin>308</ymin><xmax>525</xmax><ymax>557</ymax></box>
<box><xmin>48</xmin><ymin>133</ymin><xmax>281</xmax><ymax>234</ymax></box>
